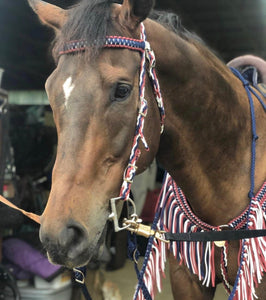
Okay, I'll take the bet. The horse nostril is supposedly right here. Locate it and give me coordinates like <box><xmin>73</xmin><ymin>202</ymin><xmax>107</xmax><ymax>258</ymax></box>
<box><xmin>59</xmin><ymin>223</ymin><xmax>84</xmax><ymax>247</ymax></box>
<box><xmin>40</xmin><ymin>221</ymin><xmax>89</xmax><ymax>266</ymax></box>
<box><xmin>58</xmin><ymin>222</ymin><xmax>88</xmax><ymax>260</ymax></box>
<box><xmin>59</xmin><ymin>226</ymin><xmax>77</xmax><ymax>248</ymax></box>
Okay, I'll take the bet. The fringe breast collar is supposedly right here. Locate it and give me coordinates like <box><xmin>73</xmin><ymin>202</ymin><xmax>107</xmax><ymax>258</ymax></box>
<box><xmin>135</xmin><ymin>174</ymin><xmax>266</xmax><ymax>300</ymax></box>
<box><xmin>134</xmin><ymin>66</ymin><xmax>266</xmax><ymax>300</ymax></box>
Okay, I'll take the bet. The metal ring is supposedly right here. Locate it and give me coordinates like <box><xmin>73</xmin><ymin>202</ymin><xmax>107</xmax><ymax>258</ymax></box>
<box><xmin>124</xmin><ymin>178</ymin><xmax>133</xmax><ymax>184</ymax></box>
<box><xmin>73</xmin><ymin>268</ymin><xmax>85</xmax><ymax>284</ymax></box>
<box><xmin>133</xmin><ymin>249</ymin><xmax>139</xmax><ymax>264</ymax></box>
<box><xmin>128</xmin><ymin>163</ymin><xmax>138</xmax><ymax>170</ymax></box>
<box><xmin>139</xmin><ymin>111</ymin><xmax>147</xmax><ymax>117</ymax></box>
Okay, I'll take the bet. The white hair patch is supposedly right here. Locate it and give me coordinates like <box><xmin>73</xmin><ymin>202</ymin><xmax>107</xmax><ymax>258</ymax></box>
<box><xmin>63</xmin><ymin>77</ymin><xmax>75</xmax><ymax>108</ymax></box>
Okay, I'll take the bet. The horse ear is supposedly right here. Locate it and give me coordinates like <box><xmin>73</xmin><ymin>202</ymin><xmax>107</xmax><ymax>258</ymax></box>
<box><xmin>119</xmin><ymin>0</ymin><xmax>154</xmax><ymax>29</ymax></box>
<box><xmin>27</xmin><ymin>0</ymin><xmax>67</xmax><ymax>30</ymax></box>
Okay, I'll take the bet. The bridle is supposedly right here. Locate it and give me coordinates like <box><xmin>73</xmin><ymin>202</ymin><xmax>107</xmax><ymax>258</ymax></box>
<box><xmin>106</xmin><ymin>24</ymin><xmax>165</xmax><ymax>231</ymax></box>
<box><xmin>60</xmin><ymin>23</ymin><xmax>166</xmax><ymax>232</ymax></box>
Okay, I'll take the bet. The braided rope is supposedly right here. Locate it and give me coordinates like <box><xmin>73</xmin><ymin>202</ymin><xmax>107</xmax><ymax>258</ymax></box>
<box><xmin>140</xmin><ymin>23</ymin><xmax>165</xmax><ymax>132</ymax></box>
<box><xmin>119</xmin><ymin>25</ymin><xmax>150</xmax><ymax>200</ymax></box>
<box><xmin>118</xmin><ymin>23</ymin><xmax>165</xmax><ymax>200</ymax></box>
<box><xmin>59</xmin><ymin>37</ymin><xmax>145</xmax><ymax>55</ymax></box>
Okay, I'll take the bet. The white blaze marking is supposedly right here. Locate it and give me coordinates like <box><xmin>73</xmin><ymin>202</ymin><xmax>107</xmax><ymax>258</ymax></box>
<box><xmin>63</xmin><ymin>77</ymin><xmax>75</xmax><ymax>108</ymax></box>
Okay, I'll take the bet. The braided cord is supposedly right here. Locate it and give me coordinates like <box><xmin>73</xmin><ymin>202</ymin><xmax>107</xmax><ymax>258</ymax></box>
<box><xmin>229</xmin><ymin>67</ymin><xmax>263</xmax><ymax>300</ymax></box>
<box><xmin>230</xmin><ymin>67</ymin><xmax>260</xmax><ymax>199</ymax></box>
<box><xmin>141</xmin><ymin>24</ymin><xmax>165</xmax><ymax>132</ymax></box>
<box><xmin>119</xmin><ymin>23</ymin><xmax>165</xmax><ymax>200</ymax></box>
<box><xmin>119</xmin><ymin>24</ymin><xmax>149</xmax><ymax>200</ymax></box>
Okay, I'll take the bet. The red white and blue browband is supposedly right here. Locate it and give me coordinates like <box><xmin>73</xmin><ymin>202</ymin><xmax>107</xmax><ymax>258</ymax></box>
<box><xmin>59</xmin><ymin>36</ymin><xmax>146</xmax><ymax>55</ymax></box>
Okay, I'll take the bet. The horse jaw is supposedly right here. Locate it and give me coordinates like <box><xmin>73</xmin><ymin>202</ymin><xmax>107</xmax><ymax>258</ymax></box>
<box><xmin>27</xmin><ymin>0</ymin><xmax>67</xmax><ymax>30</ymax></box>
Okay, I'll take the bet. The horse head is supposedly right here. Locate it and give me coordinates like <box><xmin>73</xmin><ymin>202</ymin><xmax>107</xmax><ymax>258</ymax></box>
<box><xmin>28</xmin><ymin>0</ymin><xmax>161</xmax><ymax>268</ymax></box>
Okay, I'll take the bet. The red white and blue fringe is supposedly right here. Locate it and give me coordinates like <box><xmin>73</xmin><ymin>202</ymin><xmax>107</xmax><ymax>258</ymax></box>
<box><xmin>135</xmin><ymin>173</ymin><xmax>266</xmax><ymax>300</ymax></box>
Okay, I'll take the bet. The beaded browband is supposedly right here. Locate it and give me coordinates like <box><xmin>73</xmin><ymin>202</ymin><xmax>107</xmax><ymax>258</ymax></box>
<box><xmin>59</xmin><ymin>36</ymin><xmax>146</xmax><ymax>55</ymax></box>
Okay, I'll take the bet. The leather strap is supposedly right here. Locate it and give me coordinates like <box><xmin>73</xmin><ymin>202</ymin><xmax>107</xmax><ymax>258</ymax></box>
<box><xmin>165</xmin><ymin>229</ymin><xmax>266</xmax><ymax>242</ymax></box>
<box><xmin>0</xmin><ymin>194</ymin><xmax>41</xmax><ymax>224</ymax></box>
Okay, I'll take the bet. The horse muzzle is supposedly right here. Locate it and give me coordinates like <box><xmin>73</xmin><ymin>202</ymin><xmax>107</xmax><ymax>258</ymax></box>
<box><xmin>39</xmin><ymin>219</ymin><xmax>105</xmax><ymax>268</ymax></box>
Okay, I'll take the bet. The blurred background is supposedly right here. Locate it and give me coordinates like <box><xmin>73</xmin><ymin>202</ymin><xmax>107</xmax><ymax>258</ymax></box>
<box><xmin>0</xmin><ymin>0</ymin><xmax>265</xmax><ymax>90</ymax></box>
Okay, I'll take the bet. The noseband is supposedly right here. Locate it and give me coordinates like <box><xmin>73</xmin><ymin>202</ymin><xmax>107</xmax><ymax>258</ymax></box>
<box><xmin>60</xmin><ymin>23</ymin><xmax>165</xmax><ymax>231</ymax></box>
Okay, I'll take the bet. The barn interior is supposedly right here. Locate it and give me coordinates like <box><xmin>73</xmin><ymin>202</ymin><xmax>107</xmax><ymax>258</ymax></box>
<box><xmin>0</xmin><ymin>0</ymin><xmax>265</xmax><ymax>299</ymax></box>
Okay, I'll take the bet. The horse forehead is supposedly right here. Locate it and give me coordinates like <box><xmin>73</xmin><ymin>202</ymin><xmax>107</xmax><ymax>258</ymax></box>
<box><xmin>100</xmin><ymin>52</ymin><xmax>139</xmax><ymax>70</ymax></box>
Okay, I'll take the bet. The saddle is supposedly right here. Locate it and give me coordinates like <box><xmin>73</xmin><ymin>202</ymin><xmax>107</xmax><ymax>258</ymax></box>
<box><xmin>227</xmin><ymin>54</ymin><xmax>266</xmax><ymax>97</ymax></box>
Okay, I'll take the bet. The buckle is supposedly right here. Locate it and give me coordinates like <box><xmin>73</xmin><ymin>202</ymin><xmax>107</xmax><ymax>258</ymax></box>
<box><xmin>73</xmin><ymin>268</ymin><xmax>85</xmax><ymax>284</ymax></box>
<box><xmin>213</xmin><ymin>224</ymin><xmax>230</xmax><ymax>247</ymax></box>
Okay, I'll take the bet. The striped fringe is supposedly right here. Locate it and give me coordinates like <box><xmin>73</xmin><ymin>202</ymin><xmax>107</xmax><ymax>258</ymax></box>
<box><xmin>230</xmin><ymin>189</ymin><xmax>266</xmax><ymax>300</ymax></box>
<box><xmin>135</xmin><ymin>239</ymin><xmax>167</xmax><ymax>300</ymax></box>
<box><xmin>135</xmin><ymin>173</ymin><xmax>266</xmax><ymax>300</ymax></box>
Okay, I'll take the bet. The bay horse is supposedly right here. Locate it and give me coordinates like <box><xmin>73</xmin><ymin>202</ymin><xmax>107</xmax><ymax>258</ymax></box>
<box><xmin>27</xmin><ymin>0</ymin><xmax>266</xmax><ymax>299</ymax></box>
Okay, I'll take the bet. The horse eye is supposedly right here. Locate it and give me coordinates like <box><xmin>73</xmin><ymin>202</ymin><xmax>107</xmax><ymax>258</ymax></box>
<box><xmin>110</xmin><ymin>83</ymin><xmax>132</xmax><ymax>102</ymax></box>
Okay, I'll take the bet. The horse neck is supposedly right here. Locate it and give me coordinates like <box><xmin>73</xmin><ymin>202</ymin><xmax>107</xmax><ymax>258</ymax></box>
<box><xmin>144</xmin><ymin>19</ymin><xmax>265</xmax><ymax>225</ymax></box>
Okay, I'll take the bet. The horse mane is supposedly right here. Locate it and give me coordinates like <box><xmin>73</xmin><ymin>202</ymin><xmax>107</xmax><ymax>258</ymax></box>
<box><xmin>149</xmin><ymin>10</ymin><xmax>205</xmax><ymax>45</ymax></box>
<box><xmin>52</xmin><ymin>0</ymin><xmax>205</xmax><ymax>62</ymax></box>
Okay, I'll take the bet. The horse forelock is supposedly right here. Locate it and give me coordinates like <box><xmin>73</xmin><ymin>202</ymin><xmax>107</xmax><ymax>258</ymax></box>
<box><xmin>52</xmin><ymin>0</ymin><xmax>114</xmax><ymax>62</ymax></box>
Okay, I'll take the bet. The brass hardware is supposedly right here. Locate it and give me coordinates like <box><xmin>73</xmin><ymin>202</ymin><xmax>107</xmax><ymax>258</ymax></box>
<box><xmin>108</xmin><ymin>197</ymin><xmax>137</xmax><ymax>232</ymax></box>
<box><xmin>123</xmin><ymin>219</ymin><xmax>170</xmax><ymax>244</ymax></box>
<box><xmin>213</xmin><ymin>224</ymin><xmax>229</xmax><ymax>247</ymax></box>
<box><xmin>214</xmin><ymin>241</ymin><xmax>226</xmax><ymax>247</ymax></box>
